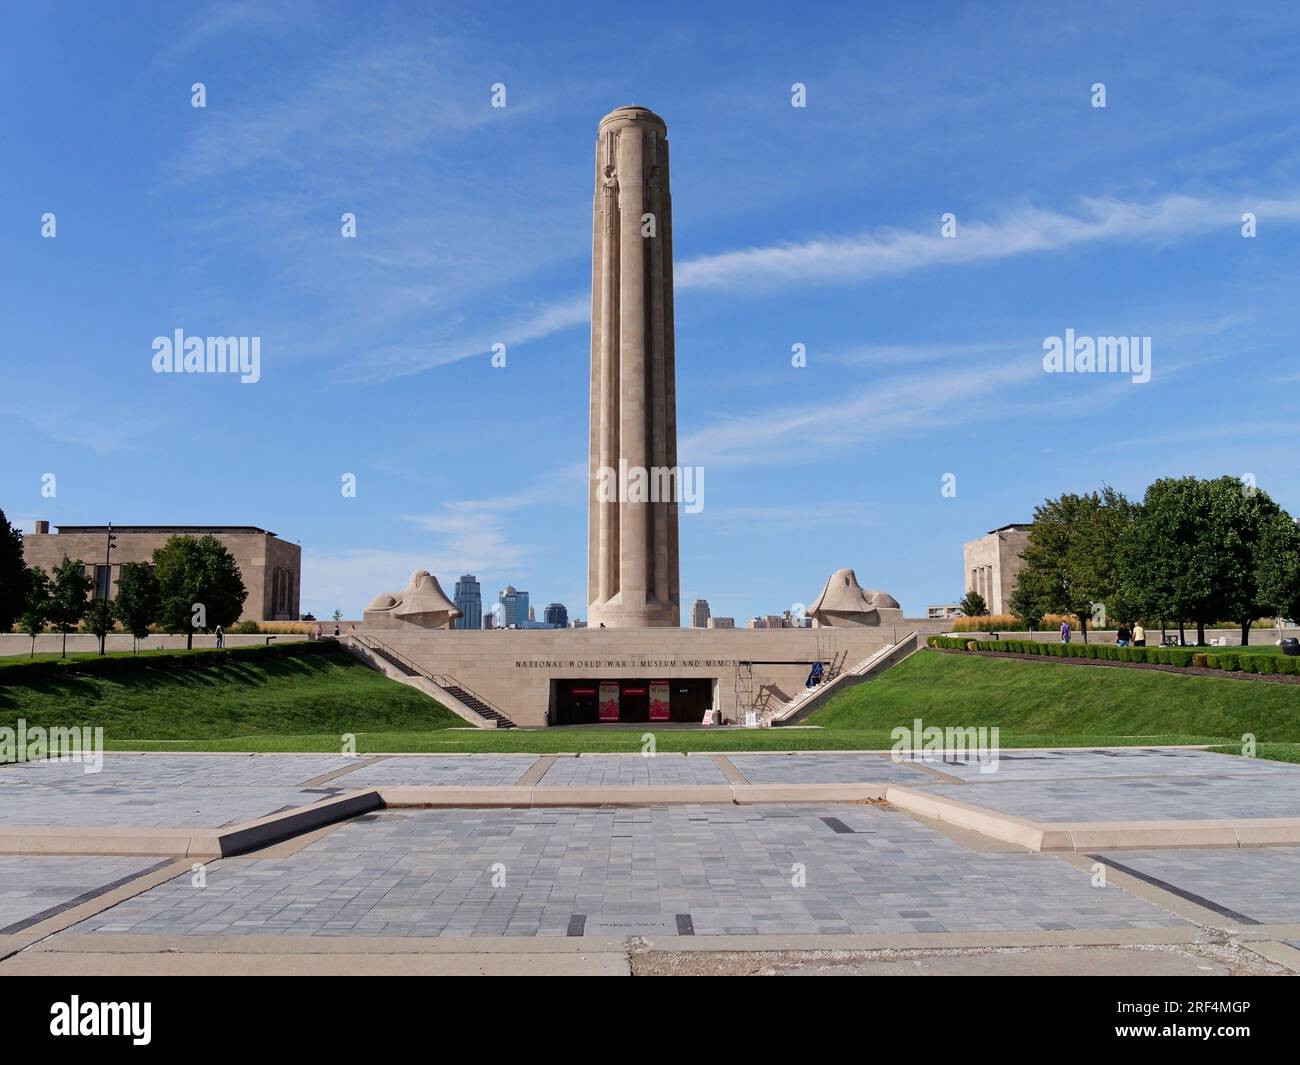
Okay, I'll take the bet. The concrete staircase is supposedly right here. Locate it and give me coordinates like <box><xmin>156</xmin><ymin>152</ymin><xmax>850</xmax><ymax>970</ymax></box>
<box><xmin>432</xmin><ymin>677</ymin><xmax>517</xmax><ymax>730</ymax></box>
<box><xmin>765</xmin><ymin>631</ymin><xmax>922</xmax><ymax>725</ymax></box>
<box><xmin>346</xmin><ymin>634</ymin><xmax>517</xmax><ymax>729</ymax></box>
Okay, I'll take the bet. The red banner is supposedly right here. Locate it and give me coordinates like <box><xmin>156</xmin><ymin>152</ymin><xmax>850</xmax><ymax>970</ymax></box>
<box><xmin>649</xmin><ymin>680</ymin><xmax>670</xmax><ymax>721</ymax></box>
<box><xmin>599</xmin><ymin>681</ymin><xmax>620</xmax><ymax>722</ymax></box>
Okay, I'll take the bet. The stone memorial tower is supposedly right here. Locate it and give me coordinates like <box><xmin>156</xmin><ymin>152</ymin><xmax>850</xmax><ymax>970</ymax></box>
<box><xmin>587</xmin><ymin>105</ymin><xmax>680</xmax><ymax>628</ymax></box>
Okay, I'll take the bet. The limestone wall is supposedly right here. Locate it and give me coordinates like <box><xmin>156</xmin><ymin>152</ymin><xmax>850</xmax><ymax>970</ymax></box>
<box><xmin>367</xmin><ymin>623</ymin><xmax>944</xmax><ymax>727</ymax></box>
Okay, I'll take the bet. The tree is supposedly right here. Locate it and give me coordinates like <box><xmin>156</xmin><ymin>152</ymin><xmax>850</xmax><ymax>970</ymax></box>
<box><xmin>47</xmin><ymin>556</ymin><xmax>91</xmax><ymax>657</ymax></box>
<box><xmin>0</xmin><ymin>508</ymin><xmax>25</xmax><ymax>633</ymax></box>
<box><xmin>85</xmin><ymin>598</ymin><xmax>115</xmax><ymax>655</ymax></box>
<box><xmin>20</xmin><ymin>566</ymin><xmax>50</xmax><ymax>658</ymax></box>
<box><xmin>1254</xmin><ymin>510</ymin><xmax>1300</xmax><ymax>631</ymax></box>
<box><xmin>1008</xmin><ymin>567</ymin><xmax>1048</xmax><ymax>630</ymax></box>
<box><xmin>153</xmin><ymin>535</ymin><xmax>247</xmax><ymax>649</ymax></box>
<box><xmin>1018</xmin><ymin>486</ymin><xmax>1135</xmax><ymax>643</ymax></box>
<box><xmin>1209</xmin><ymin>480</ymin><xmax>1300</xmax><ymax>645</ymax></box>
<box><xmin>114</xmin><ymin>562</ymin><xmax>161</xmax><ymax>653</ymax></box>
<box><xmin>1119</xmin><ymin>477</ymin><xmax>1216</xmax><ymax>644</ymax></box>
<box><xmin>957</xmin><ymin>591</ymin><xmax>987</xmax><ymax>618</ymax></box>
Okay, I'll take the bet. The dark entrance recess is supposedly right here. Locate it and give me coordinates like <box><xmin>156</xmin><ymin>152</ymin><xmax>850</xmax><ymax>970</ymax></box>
<box><xmin>553</xmin><ymin>678</ymin><xmax>713</xmax><ymax>725</ymax></box>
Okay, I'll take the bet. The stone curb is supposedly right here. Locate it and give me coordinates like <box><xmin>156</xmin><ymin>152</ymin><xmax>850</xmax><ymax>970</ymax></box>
<box><xmin>884</xmin><ymin>785</ymin><xmax>1300</xmax><ymax>852</ymax></box>
<box><xmin>3</xmin><ymin>778</ymin><xmax>1297</xmax><ymax>856</ymax></box>
<box><xmin>0</xmin><ymin>789</ymin><xmax>382</xmax><ymax>857</ymax></box>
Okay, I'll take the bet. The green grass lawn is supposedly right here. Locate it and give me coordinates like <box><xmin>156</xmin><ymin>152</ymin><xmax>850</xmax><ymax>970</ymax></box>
<box><xmin>2</xmin><ymin>647</ymin><xmax>1296</xmax><ymax>755</ymax></box>
<box><xmin>806</xmin><ymin>650</ymin><xmax>1300</xmax><ymax>740</ymax></box>
<box><xmin>0</xmin><ymin>649</ymin><xmax>462</xmax><ymax>740</ymax></box>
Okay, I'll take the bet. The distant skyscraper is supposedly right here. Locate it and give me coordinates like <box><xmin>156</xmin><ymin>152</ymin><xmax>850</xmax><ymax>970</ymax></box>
<box><xmin>544</xmin><ymin>602</ymin><xmax>568</xmax><ymax>628</ymax></box>
<box><xmin>691</xmin><ymin>598</ymin><xmax>710</xmax><ymax>628</ymax></box>
<box><xmin>499</xmin><ymin>585</ymin><xmax>530</xmax><ymax>628</ymax></box>
<box><xmin>706</xmin><ymin>616</ymin><xmax>734</xmax><ymax>629</ymax></box>
<box><xmin>454</xmin><ymin>574</ymin><xmax>482</xmax><ymax>630</ymax></box>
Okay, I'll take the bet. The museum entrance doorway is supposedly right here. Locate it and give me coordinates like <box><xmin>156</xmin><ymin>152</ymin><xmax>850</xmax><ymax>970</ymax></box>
<box><xmin>552</xmin><ymin>678</ymin><xmax>713</xmax><ymax>725</ymax></box>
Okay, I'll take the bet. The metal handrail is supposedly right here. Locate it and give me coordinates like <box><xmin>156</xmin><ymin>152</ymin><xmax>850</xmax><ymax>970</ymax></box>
<box><xmin>431</xmin><ymin>673</ymin><xmax>501</xmax><ymax>712</ymax></box>
<box><xmin>351</xmin><ymin>633</ymin><xmax>426</xmax><ymax>676</ymax></box>
<box><xmin>349</xmin><ymin>633</ymin><xmax>516</xmax><ymax>727</ymax></box>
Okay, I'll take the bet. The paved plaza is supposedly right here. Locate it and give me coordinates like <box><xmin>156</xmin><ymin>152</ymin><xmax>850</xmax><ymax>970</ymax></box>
<box><xmin>727</xmin><ymin>752</ymin><xmax>940</xmax><ymax>785</ymax></box>
<box><xmin>0</xmin><ymin>856</ymin><xmax>167</xmax><ymax>934</ymax></box>
<box><xmin>922</xmin><ymin>775</ymin><xmax>1300</xmax><ymax>822</ymax></box>
<box><xmin>537</xmin><ymin>754</ymin><xmax>728</xmax><ymax>787</ymax></box>
<box><xmin>2</xmin><ymin>748</ymin><xmax>1300</xmax><ymax>975</ymax></box>
<box><xmin>1094</xmin><ymin>847</ymin><xmax>1300</xmax><ymax>925</ymax></box>
<box><xmin>65</xmin><ymin>804</ymin><xmax>1183</xmax><ymax>938</ymax></box>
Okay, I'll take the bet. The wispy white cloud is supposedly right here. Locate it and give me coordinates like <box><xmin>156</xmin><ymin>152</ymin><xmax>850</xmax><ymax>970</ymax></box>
<box><xmin>675</xmin><ymin>193</ymin><xmax>1300</xmax><ymax>292</ymax></box>
<box><xmin>348</xmin><ymin>190</ymin><xmax>1300</xmax><ymax>382</ymax></box>
<box><xmin>0</xmin><ymin>404</ymin><xmax>168</xmax><ymax>456</ymax></box>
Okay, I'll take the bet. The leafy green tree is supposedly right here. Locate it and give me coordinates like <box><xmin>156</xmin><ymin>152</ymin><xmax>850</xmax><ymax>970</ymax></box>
<box><xmin>153</xmin><ymin>535</ymin><xmax>247</xmax><ymax>649</ymax></box>
<box><xmin>0</xmin><ymin>508</ymin><xmax>25</xmax><ymax>633</ymax></box>
<box><xmin>1008</xmin><ymin>567</ymin><xmax>1048</xmax><ymax>630</ymax></box>
<box><xmin>1119</xmin><ymin>477</ymin><xmax>1210</xmax><ymax>643</ymax></box>
<box><xmin>1019</xmin><ymin>486</ymin><xmax>1135</xmax><ymax>643</ymax></box>
<box><xmin>113</xmin><ymin>562</ymin><xmax>161</xmax><ymax>653</ymax></box>
<box><xmin>20</xmin><ymin>565</ymin><xmax>50</xmax><ymax>658</ymax></box>
<box><xmin>85</xmin><ymin>598</ymin><xmax>115</xmax><ymax>655</ymax></box>
<box><xmin>47</xmin><ymin>556</ymin><xmax>91</xmax><ymax>657</ymax></box>
<box><xmin>1255</xmin><ymin>510</ymin><xmax>1300</xmax><ymax>630</ymax></box>
<box><xmin>1208</xmin><ymin>479</ymin><xmax>1300</xmax><ymax>645</ymax></box>
<box><xmin>957</xmin><ymin>590</ymin><xmax>987</xmax><ymax>618</ymax></box>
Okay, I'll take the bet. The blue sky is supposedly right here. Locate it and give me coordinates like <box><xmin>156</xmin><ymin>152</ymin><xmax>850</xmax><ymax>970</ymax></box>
<box><xmin>3</xmin><ymin>1</ymin><xmax>1299</xmax><ymax>622</ymax></box>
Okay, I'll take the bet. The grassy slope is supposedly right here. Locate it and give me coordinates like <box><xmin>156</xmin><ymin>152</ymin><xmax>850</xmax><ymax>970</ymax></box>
<box><xmin>0</xmin><ymin>650</ymin><xmax>461</xmax><ymax>740</ymax></box>
<box><xmin>806</xmin><ymin>650</ymin><xmax>1300</xmax><ymax>740</ymax></box>
<box><xmin>3</xmin><ymin>647</ymin><xmax>1296</xmax><ymax>755</ymax></box>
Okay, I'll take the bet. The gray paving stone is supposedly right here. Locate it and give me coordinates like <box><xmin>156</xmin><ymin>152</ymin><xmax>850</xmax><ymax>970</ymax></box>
<box><xmin>64</xmin><ymin>805</ymin><xmax>1185</xmax><ymax>938</ymax></box>
<box><xmin>905</xmin><ymin>747</ymin><xmax>1300</xmax><ymax>783</ymax></box>
<box><xmin>727</xmin><ymin>753</ymin><xmax>933</xmax><ymax>784</ymax></box>
<box><xmin>538</xmin><ymin>754</ymin><xmax>726</xmax><ymax>787</ymax></box>
<box><xmin>925</xmin><ymin>774</ymin><xmax>1300</xmax><ymax>821</ymax></box>
<box><xmin>0</xmin><ymin>753</ymin><xmax>358</xmax><ymax>788</ymax></box>
<box><xmin>340</xmin><ymin>756</ymin><xmax>539</xmax><ymax>787</ymax></box>
<box><xmin>1096</xmin><ymin>847</ymin><xmax>1300</xmax><ymax>924</ymax></box>
<box><xmin>0</xmin><ymin>856</ymin><xmax>168</xmax><ymax>933</ymax></box>
<box><xmin>0</xmin><ymin>782</ymin><xmax>332</xmax><ymax>827</ymax></box>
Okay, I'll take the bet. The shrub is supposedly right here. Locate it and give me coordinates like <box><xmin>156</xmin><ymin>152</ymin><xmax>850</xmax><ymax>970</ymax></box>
<box><xmin>1219</xmin><ymin>654</ymin><xmax>1240</xmax><ymax>672</ymax></box>
<box><xmin>230</xmin><ymin>620</ymin><xmax>262</xmax><ymax>634</ymax></box>
<box><xmin>1191</xmin><ymin>653</ymin><xmax>1208</xmax><ymax>668</ymax></box>
<box><xmin>1241</xmin><ymin>656</ymin><xmax>1260</xmax><ymax>674</ymax></box>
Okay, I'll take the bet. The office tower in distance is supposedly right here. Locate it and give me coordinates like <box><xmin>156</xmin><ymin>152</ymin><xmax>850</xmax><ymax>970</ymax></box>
<box><xmin>453</xmin><ymin>574</ymin><xmax>482</xmax><ymax>630</ymax></box>
<box><xmin>499</xmin><ymin>586</ymin><xmax>530</xmax><ymax>629</ymax></box>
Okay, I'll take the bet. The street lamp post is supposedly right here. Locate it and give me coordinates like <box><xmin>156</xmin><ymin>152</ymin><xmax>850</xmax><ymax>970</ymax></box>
<box><xmin>99</xmin><ymin>523</ymin><xmax>117</xmax><ymax>654</ymax></box>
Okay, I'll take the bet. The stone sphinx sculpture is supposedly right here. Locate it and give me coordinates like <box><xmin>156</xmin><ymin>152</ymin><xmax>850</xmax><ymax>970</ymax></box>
<box><xmin>363</xmin><ymin>570</ymin><xmax>462</xmax><ymax>630</ymax></box>
<box><xmin>808</xmin><ymin>568</ymin><xmax>903</xmax><ymax>627</ymax></box>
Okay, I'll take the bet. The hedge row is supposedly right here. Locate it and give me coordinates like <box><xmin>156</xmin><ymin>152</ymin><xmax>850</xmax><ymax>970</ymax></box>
<box><xmin>0</xmin><ymin>638</ymin><xmax>339</xmax><ymax>685</ymax></box>
<box><xmin>926</xmin><ymin>635</ymin><xmax>1300</xmax><ymax>676</ymax></box>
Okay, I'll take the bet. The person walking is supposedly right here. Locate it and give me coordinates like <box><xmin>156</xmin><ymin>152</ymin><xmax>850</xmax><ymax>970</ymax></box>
<box><xmin>1060</xmin><ymin>619</ymin><xmax>1071</xmax><ymax>644</ymax></box>
<box><xmin>1116</xmin><ymin>623</ymin><xmax>1131</xmax><ymax>648</ymax></box>
<box><xmin>313</xmin><ymin>623</ymin><xmax>322</xmax><ymax>641</ymax></box>
<box><xmin>214</xmin><ymin>625</ymin><xmax>224</xmax><ymax>649</ymax></box>
<box><xmin>1132</xmin><ymin>622</ymin><xmax>1146</xmax><ymax>647</ymax></box>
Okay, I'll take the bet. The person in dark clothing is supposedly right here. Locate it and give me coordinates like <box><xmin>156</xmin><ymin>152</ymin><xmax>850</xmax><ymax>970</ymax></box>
<box><xmin>1116</xmin><ymin>624</ymin><xmax>1131</xmax><ymax>647</ymax></box>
